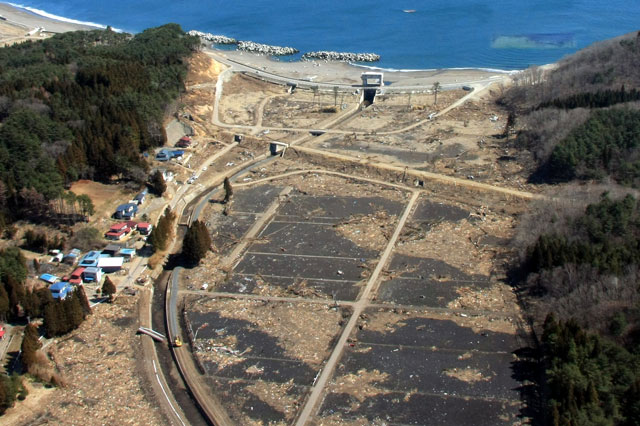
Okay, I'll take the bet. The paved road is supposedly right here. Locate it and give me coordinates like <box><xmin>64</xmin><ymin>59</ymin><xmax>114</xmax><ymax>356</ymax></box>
<box><xmin>138</xmin><ymin>286</ymin><xmax>188</xmax><ymax>426</ymax></box>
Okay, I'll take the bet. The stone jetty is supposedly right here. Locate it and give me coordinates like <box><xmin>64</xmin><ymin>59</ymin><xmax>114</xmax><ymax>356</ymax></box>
<box><xmin>237</xmin><ymin>41</ymin><xmax>299</xmax><ymax>56</ymax></box>
<box><xmin>302</xmin><ymin>51</ymin><xmax>381</xmax><ymax>62</ymax></box>
<box><xmin>188</xmin><ymin>30</ymin><xmax>237</xmax><ymax>45</ymax></box>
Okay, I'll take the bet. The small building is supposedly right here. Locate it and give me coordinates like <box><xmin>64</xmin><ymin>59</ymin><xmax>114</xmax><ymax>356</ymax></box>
<box><xmin>176</xmin><ymin>136</ymin><xmax>191</xmax><ymax>148</ymax></box>
<box><xmin>105</xmin><ymin>229</ymin><xmax>127</xmax><ymax>240</ymax></box>
<box><xmin>119</xmin><ymin>248</ymin><xmax>136</xmax><ymax>262</ymax></box>
<box><xmin>114</xmin><ymin>203</ymin><xmax>138</xmax><ymax>219</ymax></box>
<box><xmin>39</xmin><ymin>273</ymin><xmax>59</xmax><ymax>285</ymax></box>
<box><xmin>102</xmin><ymin>244</ymin><xmax>123</xmax><ymax>256</ymax></box>
<box><xmin>79</xmin><ymin>251</ymin><xmax>101</xmax><ymax>267</ymax></box>
<box><xmin>156</xmin><ymin>149</ymin><xmax>170</xmax><ymax>161</ymax></box>
<box><xmin>50</xmin><ymin>252</ymin><xmax>63</xmax><ymax>263</ymax></box>
<box><xmin>134</xmin><ymin>189</ymin><xmax>148</xmax><ymax>205</ymax></box>
<box><xmin>98</xmin><ymin>256</ymin><xmax>124</xmax><ymax>273</ymax></box>
<box><xmin>63</xmin><ymin>248</ymin><xmax>81</xmax><ymax>265</ymax></box>
<box><xmin>82</xmin><ymin>266</ymin><xmax>103</xmax><ymax>283</ymax></box>
<box><xmin>68</xmin><ymin>267</ymin><xmax>85</xmax><ymax>285</ymax></box>
<box><xmin>50</xmin><ymin>282</ymin><xmax>73</xmax><ymax>300</ymax></box>
<box><xmin>137</xmin><ymin>222</ymin><xmax>153</xmax><ymax>235</ymax></box>
<box><xmin>171</xmin><ymin>150</ymin><xmax>185</xmax><ymax>159</ymax></box>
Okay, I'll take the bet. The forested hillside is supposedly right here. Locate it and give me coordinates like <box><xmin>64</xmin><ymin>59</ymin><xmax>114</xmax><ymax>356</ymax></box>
<box><xmin>515</xmin><ymin>193</ymin><xmax>640</xmax><ymax>425</ymax></box>
<box><xmin>502</xmin><ymin>31</ymin><xmax>640</xmax><ymax>186</ymax></box>
<box><xmin>0</xmin><ymin>24</ymin><xmax>198</xmax><ymax>225</ymax></box>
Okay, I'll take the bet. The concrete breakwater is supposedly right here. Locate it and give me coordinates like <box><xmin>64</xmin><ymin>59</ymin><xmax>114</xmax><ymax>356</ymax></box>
<box><xmin>237</xmin><ymin>40</ymin><xmax>299</xmax><ymax>56</ymax></box>
<box><xmin>302</xmin><ymin>51</ymin><xmax>381</xmax><ymax>62</ymax></box>
<box><xmin>188</xmin><ymin>30</ymin><xmax>237</xmax><ymax>44</ymax></box>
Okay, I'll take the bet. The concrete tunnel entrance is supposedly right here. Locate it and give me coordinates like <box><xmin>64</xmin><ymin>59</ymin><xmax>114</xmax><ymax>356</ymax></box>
<box><xmin>360</xmin><ymin>72</ymin><xmax>384</xmax><ymax>106</ymax></box>
<box><xmin>362</xmin><ymin>89</ymin><xmax>377</xmax><ymax>105</ymax></box>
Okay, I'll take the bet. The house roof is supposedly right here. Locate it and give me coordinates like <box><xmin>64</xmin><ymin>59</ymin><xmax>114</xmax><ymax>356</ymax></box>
<box><xmin>116</xmin><ymin>203</ymin><xmax>137</xmax><ymax>212</ymax></box>
<box><xmin>71</xmin><ymin>267</ymin><xmax>85</xmax><ymax>277</ymax></box>
<box><xmin>180</xmin><ymin>136</ymin><xmax>191</xmax><ymax>141</ymax></box>
<box><xmin>119</xmin><ymin>248</ymin><xmax>135</xmax><ymax>256</ymax></box>
<box><xmin>103</xmin><ymin>244</ymin><xmax>123</xmax><ymax>252</ymax></box>
<box><xmin>83</xmin><ymin>267</ymin><xmax>100</xmax><ymax>274</ymax></box>
<box><xmin>137</xmin><ymin>222</ymin><xmax>152</xmax><ymax>229</ymax></box>
<box><xmin>98</xmin><ymin>257</ymin><xmax>124</xmax><ymax>268</ymax></box>
<box><xmin>39</xmin><ymin>273</ymin><xmax>59</xmax><ymax>284</ymax></box>
<box><xmin>110</xmin><ymin>222</ymin><xmax>128</xmax><ymax>231</ymax></box>
<box><xmin>50</xmin><ymin>281</ymin><xmax>71</xmax><ymax>291</ymax></box>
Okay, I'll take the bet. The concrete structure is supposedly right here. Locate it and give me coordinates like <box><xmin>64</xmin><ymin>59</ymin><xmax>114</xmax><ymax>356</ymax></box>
<box><xmin>360</xmin><ymin>72</ymin><xmax>384</xmax><ymax>104</ymax></box>
<box><xmin>50</xmin><ymin>282</ymin><xmax>73</xmax><ymax>300</ymax></box>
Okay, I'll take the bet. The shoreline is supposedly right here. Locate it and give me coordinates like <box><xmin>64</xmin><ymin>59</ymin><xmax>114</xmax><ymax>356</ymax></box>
<box><xmin>0</xmin><ymin>2</ymin><xmax>99</xmax><ymax>33</ymax></box>
<box><xmin>208</xmin><ymin>47</ymin><xmax>518</xmax><ymax>88</ymax></box>
<box><xmin>0</xmin><ymin>1</ymin><xmax>524</xmax><ymax>86</ymax></box>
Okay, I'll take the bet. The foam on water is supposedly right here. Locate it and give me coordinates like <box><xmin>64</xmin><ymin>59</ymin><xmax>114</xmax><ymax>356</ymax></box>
<box><xmin>7</xmin><ymin>2</ymin><xmax>117</xmax><ymax>30</ymax></box>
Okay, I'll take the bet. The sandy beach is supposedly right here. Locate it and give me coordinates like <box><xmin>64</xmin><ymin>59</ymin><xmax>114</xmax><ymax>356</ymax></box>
<box><xmin>0</xmin><ymin>2</ymin><xmax>97</xmax><ymax>46</ymax></box>
<box><xmin>209</xmin><ymin>47</ymin><xmax>513</xmax><ymax>90</ymax></box>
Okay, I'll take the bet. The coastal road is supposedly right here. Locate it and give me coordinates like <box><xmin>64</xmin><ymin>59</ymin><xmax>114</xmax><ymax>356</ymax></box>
<box><xmin>206</xmin><ymin>49</ymin><xmax>509</xmax><ymax>92</ymax></box>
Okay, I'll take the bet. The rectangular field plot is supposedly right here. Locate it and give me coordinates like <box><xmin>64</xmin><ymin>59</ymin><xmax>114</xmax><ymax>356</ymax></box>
<box><xmin>217</xmin><ymin>274</ymin><xmax>362</xmax><ymax>301</ymax></box>
<box><xmin>319</xmin><ymin>391</ymin><xmax>521</xmax><ymax>425</ymax></box>
<box><xmin>187</xmin><ymin>298</ymin><xmax>349</xmax><ymax>383</ymax></box>
<box><xmin>217</xmin><ymin>193</ymin><xmax>405</xmax><ymax>300</ymax></box>
<box><xmin>316</xmin><ymin>306</ymin><xmax>524</xmax><ymax>424</ymax></box>
<box><xmin>205</xmin><ymin>377</ymin><xmax>307</xmax><ymax>425</ymax></box>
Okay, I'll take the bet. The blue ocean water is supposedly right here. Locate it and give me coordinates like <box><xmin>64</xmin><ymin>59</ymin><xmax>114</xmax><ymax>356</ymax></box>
<box><xmin>7</xmin><ymin>0</ymin><xmax>640</xmax><ymax>70</ymax></box>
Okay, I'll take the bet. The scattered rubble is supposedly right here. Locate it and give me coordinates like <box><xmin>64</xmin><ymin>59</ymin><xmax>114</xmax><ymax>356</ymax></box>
<box><xmin>13</xmin><ymin>295</ymin><xmax>165</xmax><ymax>425</ymax></box>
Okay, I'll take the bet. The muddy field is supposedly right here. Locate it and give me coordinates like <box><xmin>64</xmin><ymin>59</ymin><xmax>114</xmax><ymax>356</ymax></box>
<box><xmin>178</xmin><ymin>161</ymin><xmax>527</xmax><ymax>424</ymax></box>
<box><xmin>169</xmin><ymin>52</ymin><xmax>533</xmax><ymax>425</ymax></box>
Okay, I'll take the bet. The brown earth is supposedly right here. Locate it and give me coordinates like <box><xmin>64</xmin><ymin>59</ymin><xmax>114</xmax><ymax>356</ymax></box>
<box><xmin>9</xmin><ymin>295</ymin><xmax>165</xmax><ymax>426</ymax></box>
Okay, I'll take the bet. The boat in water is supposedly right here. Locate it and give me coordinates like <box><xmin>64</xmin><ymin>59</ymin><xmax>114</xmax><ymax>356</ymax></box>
<box><xmin>403</xmin><ymin>9</ymin><xmax>416</xmax><ymax>13</ymax></box>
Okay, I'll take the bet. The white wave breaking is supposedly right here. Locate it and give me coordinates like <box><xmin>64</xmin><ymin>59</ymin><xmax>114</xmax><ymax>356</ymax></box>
<box><xmin>352</xmin><ymin>62</ymin><xmax>522</xmax><ymax>74</ymax></box>
<box><xmin>7</xmin><ymin>2</ymin><xmax>122</xmax><ymax>32</ymax></box>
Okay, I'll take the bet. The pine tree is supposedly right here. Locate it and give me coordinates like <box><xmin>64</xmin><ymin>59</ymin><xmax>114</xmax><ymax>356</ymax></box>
<box><xmin>149</xmin><ymin>170</ymin><xmax>166</xmax><ymax>196</ymax></box>
<box><xmin>20</xmin><ymin>323</ymin><xmax>41</xmax><ymax>369</ymax></box>
<box><xmin>44</xmin><ymin>301</ymin><xmax>62</xmax><ymax>338</ymax></box>
<box><xmin>102</xmin><ymin>277</ymin><xmax>117</xmax><ymax>302</ymax></box>
<box><xmin>223</xmin><ymin>177</ymin><xmax>233</xmax><ymax>204</ymax></box>
<box><xmin>182</xmin><ymin>220</ymin><xmax>212</xmax><ymax>265</ymax></box>
<box><xmin>0</xmin><ymin>285</ymin><xmax>9</xmax><ymax>322</ymax></box>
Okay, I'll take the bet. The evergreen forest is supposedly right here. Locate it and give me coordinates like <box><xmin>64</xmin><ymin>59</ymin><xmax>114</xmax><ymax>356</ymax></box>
<box><xmin>0</xmin><ymin>24</ymin><xmax>199</xmax><ymax>225</ymax></box>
